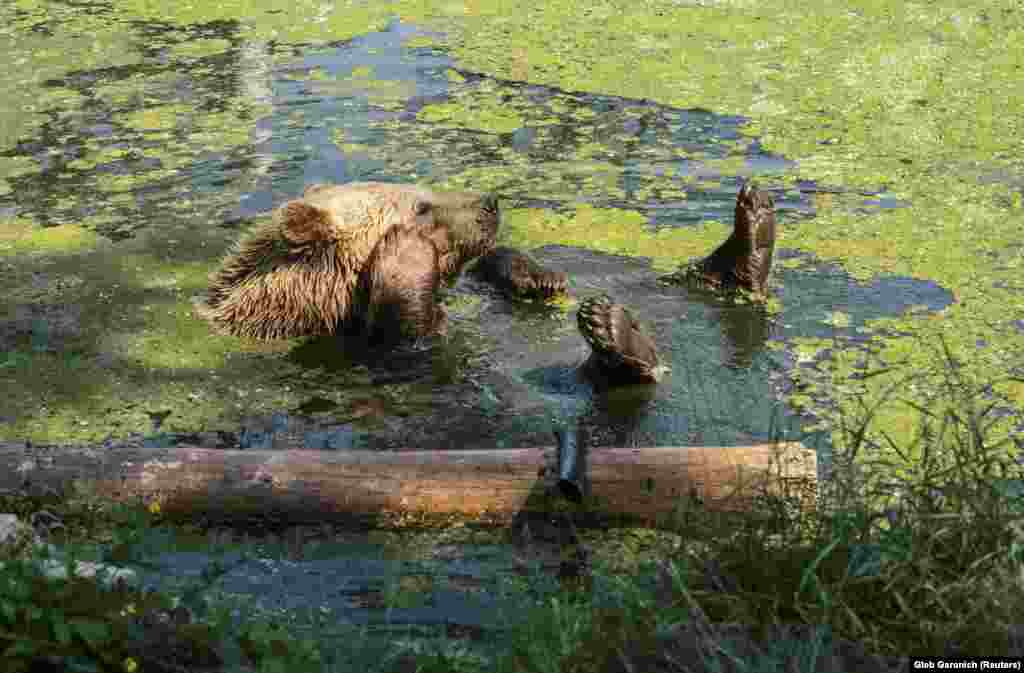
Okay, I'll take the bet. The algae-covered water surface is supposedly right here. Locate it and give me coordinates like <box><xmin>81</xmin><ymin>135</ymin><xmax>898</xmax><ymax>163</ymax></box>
<box><xmin>0</xmin><ymin>1</ymin><xmax>1021</xmax><ymax>470</ymax></box>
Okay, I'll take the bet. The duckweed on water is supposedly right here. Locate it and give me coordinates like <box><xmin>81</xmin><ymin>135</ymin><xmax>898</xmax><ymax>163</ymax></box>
<box><xmin>496</xmin><ymin>206</ymin><xmax>720</xmax><ymax>269</ymax></box>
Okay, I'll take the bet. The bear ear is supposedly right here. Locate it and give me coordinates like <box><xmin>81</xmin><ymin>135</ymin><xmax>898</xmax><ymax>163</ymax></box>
<box><xmin>278</xmin><ymin>200</ymin><xmax>336</xmax><ymax>244</ymax></box>
<box><xmin>413</xmin><ymin>199</ymin><xmax>433</xmax><ymax>217</ymax></box>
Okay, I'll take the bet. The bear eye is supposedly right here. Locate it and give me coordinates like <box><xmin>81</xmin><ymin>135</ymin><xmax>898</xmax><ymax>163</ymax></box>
<box><xmin>415</xmin><ymin>201</ymin><xmax>432</xmax><ymax>216</ymax></box>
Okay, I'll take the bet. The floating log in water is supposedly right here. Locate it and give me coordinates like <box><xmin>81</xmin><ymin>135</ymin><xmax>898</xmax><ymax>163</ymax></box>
<box><xmin>0</xmin><ymin>441</ymin><xmax>815</xmax><ymax>525</ymax></box>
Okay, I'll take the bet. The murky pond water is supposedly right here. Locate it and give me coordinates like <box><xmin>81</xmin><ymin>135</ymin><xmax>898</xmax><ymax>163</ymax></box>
<box><xmin>0</xmin><ymin>17</ymin><xmax>951</xmax><ymax>462</ymax></box>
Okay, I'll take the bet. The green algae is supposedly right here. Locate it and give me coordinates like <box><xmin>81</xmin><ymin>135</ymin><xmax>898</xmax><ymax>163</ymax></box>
<box><xmin>110</xmin><ymin>0</ymin><xmax>395</xmax><ymax>45</ymax></box>
<box><xmin>418</xmin><ymin>100</ymin><xmax>524</xmax><ymax>135</ymax></box>
<box><xmin>65</xmin><ymin>147</ymin><xmax>137</xmax><ymax>172</ymax></box>
<box><xmin>496</xmin><ymin>205</ymin><xmax>734</xmax><ymax>274</ymax></box>
<box><xmin>0</xmin><ymin>2</ymin><xmax>142</xmax><ymax>149</ymax></box>
<box><xmin>434</xmin><ymin>162</ymin><xmax>625</xmax><ymax>205</ymax></box>
<box><xmin>118</xmin><ymin>105</ymin><xmax>193</xmax><ymax>133</ymax></box>
<box><xmin>0</xmin><ymin>219</ymin><xmax>102</xmax><ymax>256</ymax></box>
<box><xmin>96</xmin><ymin>170</ymin><xmax>178</xmax><ymax>194</ymax></box>
<box><xmin>822</xmin><ymin>311</ymin><xmax>851</xmax><ymax>329</ymax></box>
<box><xmin>92</xmin><ymin>71</ymin><xmax>186</xmax><ymax>108</ymax></box>
<box><xmin>167</xmin><ymin>38</ymin><xmax>233</xmax><ymax>61</ymax></box>
<box><xmin>442</xmin><ymin>291</ymin><xmax>484</xmax><ymax>318</ymax></box>
<box><xmin>187</xmin><ymin>109</ymin><xmax>263</xmax><ymax>153</ymax></box>
<box><xmin>0</xmin><ymin>157</ymin><xmax>39</xmax><ymax>197</ymax></box>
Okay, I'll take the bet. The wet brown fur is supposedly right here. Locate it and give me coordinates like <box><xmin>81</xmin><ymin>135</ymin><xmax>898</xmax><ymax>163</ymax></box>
<box><xmin>200</xmin><ymin>182</ymin><xmax>498</xmax><ymax>341</ymax></box>
<box><xmin>577</xmin><ymin>294</ymin><xmax>661</xmax><ymax>384</ymax></box>
<box><xmin>664</xmin><ymin>183</ymin><xmax>777</xmax><ymax>294</ymax></box>
<box><xmin>472</xmin><ymin>246</ymin><xmax>569</xmax><ymax>301</ymax></box>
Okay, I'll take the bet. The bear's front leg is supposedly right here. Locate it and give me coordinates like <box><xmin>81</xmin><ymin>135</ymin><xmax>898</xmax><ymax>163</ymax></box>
<box><xmin>363</xmin><ymin>232</ymin><xmax>447</xmax><ymax>345</ymax></box>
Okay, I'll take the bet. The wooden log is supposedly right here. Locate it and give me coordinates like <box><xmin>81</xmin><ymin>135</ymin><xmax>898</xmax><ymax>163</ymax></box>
<box><xmin>1</xmin><ymin>442</ymin><xmax>815</xmax><ymax>525</ymax></box>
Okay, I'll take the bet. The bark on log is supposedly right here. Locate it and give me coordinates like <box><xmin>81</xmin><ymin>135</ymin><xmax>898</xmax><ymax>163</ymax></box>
<box><xmin>1</xmin><ymin>442</ymin><xmax>815</xmax><ymax>525</ymax></box>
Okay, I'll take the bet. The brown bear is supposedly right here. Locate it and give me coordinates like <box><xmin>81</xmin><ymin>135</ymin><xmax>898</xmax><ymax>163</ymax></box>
<box><xmin>471</xmin><ymin>246</ymin><xmax>569</xmax><ymax>301</ymax></box>
<box><xmin>199</xmin><ymin>181</ymin><xmax>499</xmax><ymax>343</ymax></box>
<box><xmin>662</xmin><ymin>183</ymin><xmax>777</xmax><ymax>295</ymax></box>
<box><xmin>576</xmin><ymin>294</ymin><xmax>662</xmax><ymax>384</ymax></box>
